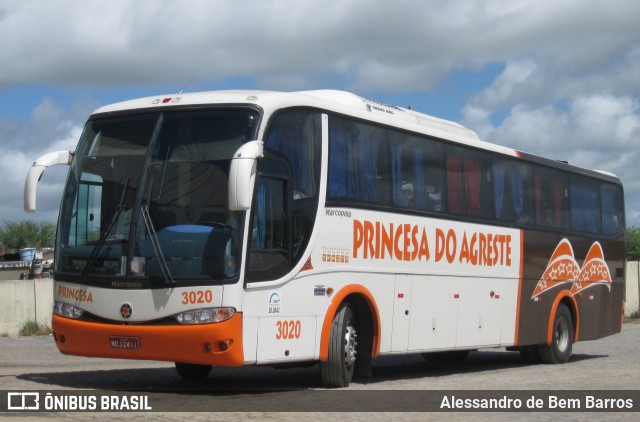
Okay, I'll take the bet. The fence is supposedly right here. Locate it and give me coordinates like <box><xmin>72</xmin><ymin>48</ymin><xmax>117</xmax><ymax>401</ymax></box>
<box><xmin>1</xmin><ymin>278</ymin><xmax>53</xmax><ymax>336</ymax></box>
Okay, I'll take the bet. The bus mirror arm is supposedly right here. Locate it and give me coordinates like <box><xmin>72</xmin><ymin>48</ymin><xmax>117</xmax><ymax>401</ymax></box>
<box><xmin>228</xmin><ymin>140</ymin><xmax>263</xmax><ymax>211</ymax></box>
<box><xmin>24</xmin><ymin>150</ymin><xmax>74</xmax><ymax>212</ymax></box>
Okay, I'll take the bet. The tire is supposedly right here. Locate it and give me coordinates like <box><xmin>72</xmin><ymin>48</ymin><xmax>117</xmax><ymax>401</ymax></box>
<box><xmin>519</xmin><ymin>345</ymin><xmax>541</xmax><ymax>364</ymax></box>
<box><xmin>538</xmin><ymin>304</ymin><xmax>573</xmax><ymax>364</ymax></box>
<box><xmin>320</xmin><ymin>303</ymin><xmax>358</xmax><ymax>388</ymax></box>
<box><xmin>175</xmin><ymin>362</ymin><xmax>212</xmax><ymax>380</ymax></box>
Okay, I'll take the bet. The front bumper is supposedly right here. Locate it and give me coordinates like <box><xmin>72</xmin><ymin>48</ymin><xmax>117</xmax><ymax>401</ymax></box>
<box><xmin>51</xmin><ymin>312</ymin><xmax>244</xmax><ymax>366</ymax></box>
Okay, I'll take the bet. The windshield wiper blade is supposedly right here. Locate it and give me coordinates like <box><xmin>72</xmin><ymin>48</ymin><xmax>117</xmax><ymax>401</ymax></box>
<box><xmin>140</xmin><ymin>204</ymin><xmax>175</xmax><ymax>285</ymax></box>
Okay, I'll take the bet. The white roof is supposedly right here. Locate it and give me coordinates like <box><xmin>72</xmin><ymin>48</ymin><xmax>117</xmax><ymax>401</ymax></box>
<box><xmin>93</xmin><ymin>89</ymin><xmax>516</xmax><ymax>156</ymax></box>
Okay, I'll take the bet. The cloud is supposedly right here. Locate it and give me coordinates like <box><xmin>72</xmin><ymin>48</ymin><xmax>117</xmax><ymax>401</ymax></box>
<box><xmin>463</xmin><ymin>94</ymin><xmax>640</xmax><ymax>223</ymax></box>
<box><xmin>1</xmin><ymin>0</ymin><xmax>639</xmax><ymax>225</ymax></box>
<box><xmin>466</xmin><ymin>60</ymin><xmax>541</xmax><ymax>110</ymax></box>
<box><xmin>0</xmin><ymin>96</ymin><xmax>90</xmax><ymax>223</ymax></box>
<box><xmin>464</xmin><ymin>95</ymin><xmax>640</xmax><ymax>164</ymax></box>
<box><xmin>1</xmin><ymin>0</ymin><xmax>636</xmax><ymax>94</ymax></box>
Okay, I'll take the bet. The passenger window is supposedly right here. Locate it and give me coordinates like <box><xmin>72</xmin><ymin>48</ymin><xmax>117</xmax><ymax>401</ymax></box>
<box><xmin>446</xmin><ymin>146</ymin><xmax>493</xmax><ymax>219</ymax></box>
<box><xmin>534</xmin><ymin>169</ymin><xmax>569</xmax><ymax>229</ymax></box>
<box><xmin>389</xmin><ymin>132</ymin><xmax>444</xmax><ymax>212</ymax></box>
<box><xmin>601</xmin><ymin>184</ymin><xmax>623</xmax><ymax>235</ymax></box>
<box><xmin>492</xmin><ymin>160</ymin><xmax>532</xmax><ymax>224</ymax></box>
<box><xmin>328</xmin><ymin>117</ymin><xmax>390</xmax><ymax>204</ymax></box>
<box><xmin>570</xmin><ymin>177</ymin><xmax>600</xmax><ymax>234</ymax></box>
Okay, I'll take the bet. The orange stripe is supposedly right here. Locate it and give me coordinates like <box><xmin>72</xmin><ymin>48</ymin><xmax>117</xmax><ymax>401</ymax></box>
<box><xmin>574</xmin><ymin>296</ymin><xmax>580</xmax><ymax>341</ymax></box>
<box><xmin>52</xmin><ymin>312</ymin><xmax>244</xmax><ymax>366</ymax></box>
<box><xmin>513</xmin><ymin>229</ymin><xmax>524</xmax><ymax>345</ymax></box>
<box><xmin>547</xmin><ymin>292</ymin><xmax>579</xmax><ymax>344</ymax></box>
<box><xmin>319</xmin><ymin>284</ymin><xmax>381</xmax><ymax>361</ymax></box>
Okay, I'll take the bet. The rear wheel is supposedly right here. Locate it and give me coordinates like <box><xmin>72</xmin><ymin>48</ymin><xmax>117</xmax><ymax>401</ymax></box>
<box><xmin>519</xmin><ymin>345</ymin><xmax>541</xmax><ymax>364</ymax></box>
<box><xmin>538</xmin><ymin>304</ymin><xmax>573</xmax><ymax>364</ymax></box>
<box><xmin>320</xmin><ymin>303</ymin><xmax>358</xmax><ymax>388</ymax></box>
<box><xmin>175</xmin><ymin>362</ymin><xmax>212</xmax><ymax>380</ymax></box>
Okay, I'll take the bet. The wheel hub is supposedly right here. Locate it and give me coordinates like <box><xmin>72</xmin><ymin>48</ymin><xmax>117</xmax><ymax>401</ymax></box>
<box><xmin>344</xmin><ymin>325</ymin><xmax>357</xmax><ymax>366</ymax></box>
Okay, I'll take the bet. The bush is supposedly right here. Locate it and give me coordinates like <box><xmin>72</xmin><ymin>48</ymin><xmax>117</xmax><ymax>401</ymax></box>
<box><xmin>625</xmin><ymin>310</ymin><xmax>640</xmax><ymax>321</ymax></box>
<box><xmin>627</xmin><ymin>227</ymin><xmax>640</xmax><ymax>261</ymax></box>
<box><xmin>19</xmin><ymin>321</ymin><xmax>52</xmax><ymax>336</ymax></box>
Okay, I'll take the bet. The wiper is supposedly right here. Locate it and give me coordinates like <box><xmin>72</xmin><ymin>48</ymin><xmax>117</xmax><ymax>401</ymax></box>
<box><xmin>140</xmin><ymin>204</ymin><xmax>175</xmax><ymax>285</ymax></box>
<box><xmin>81</xmin><ymin>178</ymin><xmax>129</xmax><ymax>282</ymax></box>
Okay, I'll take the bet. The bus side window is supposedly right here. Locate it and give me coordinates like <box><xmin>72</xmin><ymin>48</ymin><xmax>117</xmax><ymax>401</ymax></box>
<box><xmin>570</xmin><ymin>177</ymin><xmax>600</xmax><ymax>234</ymax></box>
<box><xmin>493</xmin><ymin>160</ymin><xmax>531</xmax><ymax>224</ymax></box>
<box><xmin>534</xmin><ymin>170</ymin><xmax>568</xmax><ymax>229</ymax></box>
<box><xmin>446</xmin><ymin>146</ymin><xmax>493</xmax><ymax>219</ymax></box>
<box><xmin>247</xmin><ymin>176</ymin><xmax>289</xmax><ymax>282</ymax></box>
<box><xmin>328</xmin><ymin>117</ymin><xmax>389</xmax><ymax>205</ymax></box>
<box><xmin>265</xmin><ymin>110</ymin><xmax>322</xmax><ymax>264</ymax></box>
<box><xmin>601</xmin><ymin>184</ymin><xmax>623</xmax><ymax>235</ymax></box>
<box><xmin>389</xmin><ymin>131</ymin><xmax>444</xmax><ymax>212</ymax></box>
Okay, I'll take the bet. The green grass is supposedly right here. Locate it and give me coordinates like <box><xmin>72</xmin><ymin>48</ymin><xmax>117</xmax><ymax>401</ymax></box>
<box><xmin>624</xmin><ymin>310</ymin><xmax>640</xmax><ymax>323</ymax></box>
<box><xmin>19</xmin><ymin>320</ymin><xmax>52</xmax><ymax>336</ymax></box>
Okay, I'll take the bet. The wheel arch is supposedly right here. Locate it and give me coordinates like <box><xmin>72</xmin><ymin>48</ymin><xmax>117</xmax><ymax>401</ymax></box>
<box><xmin>319</xmin><ymin>284</ymin><xmax>381</xmax><ymax>363</ymax></box>
<box><xmin>547</xmin><ymin>291</ymin><xmax>580</xmax><ymax>345</ymax></box>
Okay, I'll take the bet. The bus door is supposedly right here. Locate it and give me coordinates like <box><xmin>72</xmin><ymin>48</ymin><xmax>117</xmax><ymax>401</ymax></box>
<box><xmin>250</xmin><ymin>172</ymin><xmax>317</xmax><ymax>362</ymax></box>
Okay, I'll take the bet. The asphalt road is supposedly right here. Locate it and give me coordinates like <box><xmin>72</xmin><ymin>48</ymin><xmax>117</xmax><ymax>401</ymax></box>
<box><xmin>0</xmin><ymin>321</ymin><xmax>638</xmax><ymax>421</ymax></box>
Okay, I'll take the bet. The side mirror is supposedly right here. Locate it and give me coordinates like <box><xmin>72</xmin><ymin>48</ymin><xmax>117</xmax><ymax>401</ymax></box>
<box><xmin>24</xmin><ymin>150</ymin><xmax>74</xmax><ymax>212</ymax></box>
<box><xmin>228</xmin><ymin>140</ymin><xmax>263</xmax><ymax>211</ymax></box>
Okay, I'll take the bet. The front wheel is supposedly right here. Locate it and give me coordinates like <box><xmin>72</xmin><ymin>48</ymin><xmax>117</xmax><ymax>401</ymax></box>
<box><xmin>320</xmin><ymin>303</ymin><xmax>358</xmax><ymax>388</ymax></box>
<box><xmin>538</xmin><ymin>303</ymin><xmax>573</xmax><ymax>364</ymax></box>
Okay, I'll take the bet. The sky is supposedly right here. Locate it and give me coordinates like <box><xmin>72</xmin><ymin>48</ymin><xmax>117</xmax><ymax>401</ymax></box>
<box><xmin>1</xmin><ymin>0</ymin><xmax>639</xmax><ymax>226</ymax></box>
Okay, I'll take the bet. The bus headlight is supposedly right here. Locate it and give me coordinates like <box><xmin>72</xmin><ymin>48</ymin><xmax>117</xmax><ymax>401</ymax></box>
<box><xmin>175</xmin><ymin>307</ymin><xmax>235</xmax><ymax>324</ymax></box>
<box><xmin>54</xmin><ymin>301</ymin><xmax>85</xmax><ymax>319</ymax></box>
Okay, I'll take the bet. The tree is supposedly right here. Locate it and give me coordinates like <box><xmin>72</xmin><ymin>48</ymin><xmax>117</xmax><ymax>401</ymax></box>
<box><xmin>627</xmin><ymin>227</ymin><xmax>640</xmax><ymax>261</ymax></box>
<box><xmin>0</xmin><ymin>220</ymin><xmax>56</xmax><ymax>251</ymax></box>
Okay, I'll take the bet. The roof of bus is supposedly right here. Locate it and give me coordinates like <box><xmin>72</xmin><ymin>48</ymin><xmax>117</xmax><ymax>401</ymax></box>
<box><xmin>90</xmin><ymin>89</ymin><xmax>621</xmax><ymax>180</ymax></box>
<box><xmin>93</xmin><ymin>89</ymin><xmax>481</xmax><ymax>140</ymax></box>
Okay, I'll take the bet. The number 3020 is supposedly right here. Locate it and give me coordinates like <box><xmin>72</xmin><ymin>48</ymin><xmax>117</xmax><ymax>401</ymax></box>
<box><xmin>276</xmin><ymin>320</ymin><xmax>301</xmax><ymax>340</ymax></box>
<box><xmin>181</xmin><ymin>290</ymin><xmax>213</xmax><ymax>305</ymax></box>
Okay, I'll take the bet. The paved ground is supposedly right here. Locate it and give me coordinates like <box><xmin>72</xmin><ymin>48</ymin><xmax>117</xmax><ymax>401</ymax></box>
<box><xmin>0</xmin><ymin>321</ymin><xmax>638</xmax><ymax>421</ymax></box>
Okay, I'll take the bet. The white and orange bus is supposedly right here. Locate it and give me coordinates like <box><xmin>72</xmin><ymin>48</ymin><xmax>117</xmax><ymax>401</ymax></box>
<box><xmin>24</xmin><ymin>90</ymin><xmax>625</xmax><ymax>387</ymax></box>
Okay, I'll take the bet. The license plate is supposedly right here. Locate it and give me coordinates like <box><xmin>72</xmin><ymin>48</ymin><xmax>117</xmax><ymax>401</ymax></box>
<box><xmin>109</xmin><ymin>336</ymin><xmax>140</xmax><ymax>349</ymax></box>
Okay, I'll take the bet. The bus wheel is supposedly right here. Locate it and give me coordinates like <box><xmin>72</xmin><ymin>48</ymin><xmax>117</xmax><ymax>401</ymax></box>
<box><xmin>321</xmin><ymin>303</ymin><xmax>358</xmax><ymax>388</ymax></box>
<box><xmin>175</xmin><ymin>362</ymin><xmax>212</xmax><ymax>380</ymax></box>
<box><xmin>538</xmin><ymin>304</ymin><xmax>573</xmax><ymax>364</ymax></box>
<box><xmin>519</xmin><ymin>345</ymin><xmax>541</xmax><ymax>364</ymax></box>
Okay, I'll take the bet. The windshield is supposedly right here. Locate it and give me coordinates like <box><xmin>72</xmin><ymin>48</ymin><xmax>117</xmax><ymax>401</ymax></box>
<box><xmin>56</xmin><ymin>108</ymin><xmax>258</xmax><ymax>285</ymax></box>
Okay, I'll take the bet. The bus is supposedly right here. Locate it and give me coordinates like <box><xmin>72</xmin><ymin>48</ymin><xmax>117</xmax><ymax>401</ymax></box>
<box><xmin>24</xmin><ymin>90</ymin><xmax>625</xmax><ymax>387</ymax></box>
